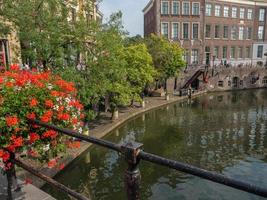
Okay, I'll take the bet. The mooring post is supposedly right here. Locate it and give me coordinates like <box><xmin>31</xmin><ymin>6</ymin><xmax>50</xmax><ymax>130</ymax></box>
<box><xmin>121</xmin><ymin>141</ymin><xmax>143</xmax><ymax>200</ymax></box>
<box><xmin>6</xmin><ymin>152</ymin><xmax>19</xmax><ymax>200</ymax></box>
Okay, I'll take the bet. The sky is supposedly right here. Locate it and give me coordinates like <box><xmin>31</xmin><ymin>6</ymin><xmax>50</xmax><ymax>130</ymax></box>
<box><xmin>99</xmin><ymin>0</ymin><xmax>149</xmax><ymax>36</ymax></box>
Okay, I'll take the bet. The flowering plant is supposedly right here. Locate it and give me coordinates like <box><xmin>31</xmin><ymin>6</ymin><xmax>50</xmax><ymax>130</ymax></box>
<box><xmin>0</xmin><ymin>65</ymin><xmax>84</xmax><ymax>169</ymax></box>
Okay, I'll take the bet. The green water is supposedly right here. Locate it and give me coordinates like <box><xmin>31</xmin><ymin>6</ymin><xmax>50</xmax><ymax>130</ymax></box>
<box><xmin>43</xmin><ymin>89</ymin><xmax>267</xmax><ymax>200</ymax></box>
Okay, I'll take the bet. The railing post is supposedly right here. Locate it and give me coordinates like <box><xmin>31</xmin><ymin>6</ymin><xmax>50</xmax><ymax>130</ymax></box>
<box><xmin>121</xmin><ymin>142</ymin><xmax>143</xmax><ymax>200</ymax></box>
<box><xmin>6</xmin><ymin>152</ymin><xmax>19</xmax><ymax>200</ymax></box>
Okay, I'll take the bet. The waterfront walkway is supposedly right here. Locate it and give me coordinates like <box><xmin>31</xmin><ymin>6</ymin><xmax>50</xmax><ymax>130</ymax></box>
<box><xmin>0</xmin><ymin>171</ymin><xmax>55</xmax><ymax>200</ymax></box>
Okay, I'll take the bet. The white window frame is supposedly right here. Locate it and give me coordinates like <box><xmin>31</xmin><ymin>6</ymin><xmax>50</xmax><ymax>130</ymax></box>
<box><xmin>182</xmin><ymin>2</ymin><xmax>190</xmax><ymax>15</ymax></box>
<box><xmin>224</xmin><ymin>6</ymin><xmax>229</xmax><ymax>17</ymax></box>
<box><xmin>191</xmin><ymin>49</ymin><xmax>199</xmax><ymax>64</ymax></box>
<box><xmin>161</xmin><ymin>22</ymin><xmax>169</xmax><ymax>38</ymax></box>
<box><xmin>182</xmin><ymin>22</ymin><xmax>190</xmax><ymax>39</ymax></box>
<box><xmin>192</xmin><ymin>22</ymin><xmax>200</xmax><ymax>39</ymax></box>
<box><xmin>247</xmin><ymin>9</ymin><xmax>253</xmax><ymax>20</ymax></box>
<box><xmin>161</xmin><ymin>1</ymin><xmax>169</xmax><ymax>15</ymax></box>
<box><xmin>257</xmin><ymin>45</ymin><xmax>263</xmax><ymax>58</ymax></box>
<box><xmin>205</xmin><ymin>4</ymin><xmax>212</xmax><ymax>16</ymax></box>
<box><xmin>171</xmin><ymin>22</ymin><xmax>179</xmax><ymax>39</ymax></box>
<box><xmin>232</xmin><ymin>7</ymin><xmax>237</xmax><ymax>18</ymax></box>
<box><xmin>240</xmin><ymin>8</ymin><xmax>245</xmax><ymax>19</ymax></box>
<box><xmin>259</xmin><ymin>9</ymin><xmax>265</xmax><ymax>21</ymax></box>
<box><xmin>258</xmin><ymin>26</ymin><xmax>264</xmax><ymax>40</ymax></box>
<box><xmin>172</xmin><ymin>1</ymin><xmax>180</xmax><ymax>15</ymax></box>
<box><xmin>239</xmin><ymin>26</ymin><xmax>244</xmax><ymax>40</ymax></box>
<box><xmin>192</xmin><ymin>2</ymin><xmax>200</xmax><ymax>15</ymax></box>
<box><xmin>215</xmin><ymin>5</ymin><xmax>221</xmax><ymax>17</ymax></box>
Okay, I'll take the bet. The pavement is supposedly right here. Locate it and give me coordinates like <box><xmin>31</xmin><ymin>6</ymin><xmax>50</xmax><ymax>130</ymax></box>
<box><xmin>0</xmin><ymin>170</ymin><xmax>55</xmax><ymax>200</ymax></box>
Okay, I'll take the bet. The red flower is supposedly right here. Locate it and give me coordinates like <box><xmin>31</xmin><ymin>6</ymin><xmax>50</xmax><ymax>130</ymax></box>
<box><xmin>5</xmin><ymin>82</ymin><xmax>14</xmax><ymax>88</ymax></box>
<box><xmin>47</xmin><ymin>159</ymin><xmax>57</xmax><ymax>168</ymax></box>
<box><xmin>29</xmin><ymin>133</ymin><xmax>40</xmax><ymax>144</ymax></box>
<box><xmin>45</xmin><ymin>100</ymin><xmax>54</xmax><ymax>108</ymax></box>
<box><xmin>42</xmin><ymin>130</ymin><xmax>58</xmax><ymax>139</ymax></box>
<box><xmin>41</xmin><ymin>110</ymin><xmax>53</xmax><ymax>123</ymax></box>
<box><xmin>1</xmin><ymin>152</ymin><xmax>10</xmax><ymax>162</ymax></box>
<box><xmin>12</xmin><ymin>136</ymin><xmax>23</xmax><ymax>147</ymax></box>
<box><xmin>10</xmin><ymin>64</ymin><xmax>19</xmax><ymax>71</ymax></box>
<box><xmin>6</xmin><ymin>116</ymin><xmax>19</xmax><ymax>127</ymax></box>
<box><xmin>30</xmin><ymin>98</ymin><xmax>38</xmax><ymax>107</ymax></box>
<box><xmin>27</xmin><ymin>112</ymin><xmax>36</xmax><ymax>120</ymax></box>
<box><xmin>57</xmin><ymin>113</ymin><xmax>70</xmax><ymax>121</ymax></box>
<box><xmin>72</xmin><ymin>118</ymin><xmax>78</xmax><ymax>125</ymax></box>
<box><xmin>0</xmin><ymin>77</ymin><xmax>3</xmax><ymax>84</ymax></box>
<box><xmin>51</xmin><ymin>91</ymin><xmax>60</xmax><ymax>97</ymax></box>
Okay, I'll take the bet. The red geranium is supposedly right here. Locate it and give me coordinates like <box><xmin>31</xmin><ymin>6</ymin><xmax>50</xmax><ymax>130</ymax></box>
<box><xmin>6</xmin><ymin>116</ymin><xmax>19</xmax><ymax>127</ymax></box>
<box><xmin>0</xmin><ymin>65</ymin><xmax>84</xmax><ymax>169</ymax></box>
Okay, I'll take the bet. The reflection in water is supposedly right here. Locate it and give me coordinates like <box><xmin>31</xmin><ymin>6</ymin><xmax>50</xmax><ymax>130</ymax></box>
<box><xmin>43</xmin><ymin>89</ymin><xmax>267</xmax><ymax>200</ymax></box>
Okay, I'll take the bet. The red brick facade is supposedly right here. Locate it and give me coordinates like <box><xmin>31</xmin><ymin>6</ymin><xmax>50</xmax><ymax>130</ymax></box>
<box><xmin>143</xmin><ymin>0</ymin><xmax>267</xmax><ymax>66</ymax></box>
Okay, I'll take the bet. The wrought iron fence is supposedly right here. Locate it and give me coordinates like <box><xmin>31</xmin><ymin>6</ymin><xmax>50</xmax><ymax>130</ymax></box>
<box><xmin>5</xmin><ymin>119</ymin><xmax>267</xmax><ymax>200</ymax></box>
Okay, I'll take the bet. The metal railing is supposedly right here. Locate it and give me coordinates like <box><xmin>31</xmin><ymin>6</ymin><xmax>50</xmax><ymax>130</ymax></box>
<box><xmin>5</xmin><ymin>119</ymin><xmax>267</xmax><ymax>200</ymax></box>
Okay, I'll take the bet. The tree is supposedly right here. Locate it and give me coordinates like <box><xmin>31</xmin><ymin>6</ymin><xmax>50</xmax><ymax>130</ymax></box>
<box><xmin>123</xmin><ymin>43</ymin><xmax>156</xmax><ymax>104</ymax></box>
<box><xmin>0</xmin><ymin>0</ymin><xmax>98</xmax><ymax>69</ymax></box>
<box><xmin>145</xmin><ymin>34</ymin><xmax>185</xmax><ymax>92</ymax></box>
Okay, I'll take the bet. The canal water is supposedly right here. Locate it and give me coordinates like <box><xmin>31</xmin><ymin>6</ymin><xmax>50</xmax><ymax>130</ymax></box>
<box><xmin>43</xmin><ymin>89</ymin><xmax>267</xmax><ymax>200</ymax></box>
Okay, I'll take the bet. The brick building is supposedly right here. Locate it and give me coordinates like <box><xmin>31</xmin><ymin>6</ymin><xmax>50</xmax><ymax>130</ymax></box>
<box><xmin>143</xmin><ymin>0</ymin><xmax>267</xmax><ymax>67</ymax></box>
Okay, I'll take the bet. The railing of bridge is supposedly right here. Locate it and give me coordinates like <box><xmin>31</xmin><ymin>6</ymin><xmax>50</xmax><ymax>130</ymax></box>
<box><xmin>5</xmin><ymin>119</ymin><xmax>267</xmax><ymax>200</ymax></box>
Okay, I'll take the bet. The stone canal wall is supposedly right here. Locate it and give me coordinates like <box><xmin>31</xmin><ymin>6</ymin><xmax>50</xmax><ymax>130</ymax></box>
<box><xmin>207</xmin><ymin>66</ymin><xmax>267</xmax><ymax>92</ymax></box>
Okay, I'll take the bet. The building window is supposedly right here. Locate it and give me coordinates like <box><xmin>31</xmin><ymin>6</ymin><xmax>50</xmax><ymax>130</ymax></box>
<box><xmin>215</xmin><ymin>5</ymin><xmax>221</xmax><ymax>17</ymax></box>
<box><xmin>247</xmin><ymin>27</ymin><xmax>252</xmax><ymax>39</ymax></box>
<box><xmin>259</xmin><ymin>9</ymin><xmax>265</xmax><ymax>21</ymax></box>
<box><xmin>183</xmin><ymin>50</ymin><xmax>190</xmax><ymax>63</ymax></box>
<box><xmin>223</xmin><ymin>46</ymin><xmax>227</xmax><ymax>58</ymax></box>
<box><xmin>238</xmin><ymin>47</ymin><xmax>243</xmax><ymax>58</ymax></box>
<box><xmin>172</xmin><ymin>1</ymin><xmax>179</xmax><ymax>15</ymax></box>
<box><xmin>182</xmin><ymin>2</ymin><xmax>190</xmax><ymax>15</ymax></box>
<box><xmin>161</xmin><ymin>1</ymin><xmax>169</xmax><ymax>15</ymax></box>
<box><xmin>232</xmin><ymin>7</ymin><xmax>237</xmax><ymax>18</ymax></box>
<box><xmin>205</xmin><ymin>24</ymin><xmax>211</xmax><ymax>38</ymax></box>
<box><xmin>172</xmin><ymin>23</ymin><xmax>179</xmax><ymax>39</ymax></box>
<box><xmin>183</xmin><ymin>23</ymin><xmax>189</xmax><ymax>39</ymax></box>
<box><xmin>231</xmin><ymin>26</ymin><xmax>238</xmax><ymax>40</ymax></box>
<box><xmin>191</xmin><ymin>49</ymin><xmax>199</xmax><ymax>64</ymax></box>
<box><xmin>240</xmin><ymin>8</ymin><xmax>245</xmax><ymax>19</ymax></box>
<box><xmin>224</xmin><ymin>6</ymin><xmax>229</xmax><ymax>17</ymax></box>
<box><xmin>215</xmin><ymin>25</ymin><xmax>220</xmax><ymax>38</ymax></box>
<box><xmin>257</xmin><ymin>45</ymin><xmax>263</xmax><ymax>58</ymax></box>
<box><xmin>246</xmin><ymin>47</ymin><xmax>251</xmax><ymax>58</ymax></box>
<box><xmin>161</xmin><ymin>22</ymin><xmax>169</xmax><ymax>38</ymax></box>
<box><xmin>223</xmin><ymin>26</ymin><xmax>229</xmax><ymax>39</ymax></box>
<box><xmin>262</xmin><ymin>76</ymin><xmax>267</xmax><ymax>85</ymax></box>
<box><xmin>192</xmin><ymin>23</ymin><xmax>199</xmax><ymax>39</ymax></box>
<box><xmin>258</xmin><ymin>26</ymin><xmax>264</xmax><ymax>40</ymax></box>
<box><xmin>192</xmin><ymin>3</ymin><xmax>200</xmax><ymax>15</ymax></box>
<box><xmin>247</xmin><ymin>9</ymin><xmax>253</xmax><ymax>19</ymax></box>
<box><xmin>205</xmin><ymin>4</ymin><xmax>212</xmax><ymax>16</ymax></box>
<box><xmin>214</xmin><ymin>46</ymin><xmax>219</xmax><ymax>58</ymax></box>
<box><xmin>239</xmin><ymin>27</ymin><xmax>244</xmax><ymax>40</ymax></box>
<box><xmin>230</xmin><ymin>47</ymin><xmax>235</xmax><ymax>59</ymax></box>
